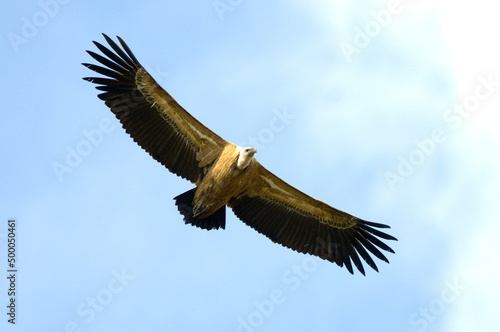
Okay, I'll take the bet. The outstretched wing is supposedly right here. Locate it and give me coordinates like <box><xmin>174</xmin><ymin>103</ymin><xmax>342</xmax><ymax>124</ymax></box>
<box><xmin>229</xmin><ymin>163</ymin><xmax>397</xmax><ymax>275</ymax></box>
<box><xmin>83</xmin><ymin>34</ymin><xmax>227</xmax><ymax>183</ymax></box>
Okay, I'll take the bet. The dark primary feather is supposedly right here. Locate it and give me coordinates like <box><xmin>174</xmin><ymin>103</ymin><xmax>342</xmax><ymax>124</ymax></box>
<box><xmin>83</xmin><ymin>34</ymin><xmax>205</xmax><ymax>183</ymax></box>
<box><xmin>229</xmin><ymin>195</ymin><xmax>396</xmax><ymax>275</ymax></box>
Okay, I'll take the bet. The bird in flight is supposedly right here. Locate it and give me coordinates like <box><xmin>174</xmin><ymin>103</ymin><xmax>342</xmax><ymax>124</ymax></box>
<box><xmin>83</xmin><ymin>34</ymin><xmax>396</xmax><ymax>275</ymax></box>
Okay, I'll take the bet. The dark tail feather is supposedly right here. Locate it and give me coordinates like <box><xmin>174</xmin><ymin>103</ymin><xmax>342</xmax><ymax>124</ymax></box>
<box><xmin>173</xmin><ymin>188</ymin><xmax>226</xmax><ymax>230</ymax></box>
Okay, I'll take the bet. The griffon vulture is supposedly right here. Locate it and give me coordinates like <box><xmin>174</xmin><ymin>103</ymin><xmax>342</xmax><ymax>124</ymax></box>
<box><xmin>83</xmin><ymin>34</ymin><xmax>396</xmax><ymax>275</ymax></box>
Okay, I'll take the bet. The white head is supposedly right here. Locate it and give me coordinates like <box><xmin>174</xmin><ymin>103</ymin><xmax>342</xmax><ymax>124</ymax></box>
<box><xmin>236</xmin><ymin>147</ymin><xmax>257</xmax><ymax>170</ymax></box>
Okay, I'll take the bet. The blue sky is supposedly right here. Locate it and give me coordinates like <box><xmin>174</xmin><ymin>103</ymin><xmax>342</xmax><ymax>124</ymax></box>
<box><xmin>1</xmin><ymin>1</ymin><xmax>499</xmax><ymax>331</ymax></box>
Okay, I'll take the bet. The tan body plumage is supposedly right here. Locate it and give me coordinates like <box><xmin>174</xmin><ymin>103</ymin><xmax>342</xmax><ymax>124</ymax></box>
<box><xmin>193</xmin><ymin>145</ymin><xmax>257</xmax><ymax>218</ymax></box>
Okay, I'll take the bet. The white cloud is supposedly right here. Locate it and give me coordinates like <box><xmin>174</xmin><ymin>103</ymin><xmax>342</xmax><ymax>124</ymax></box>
<box><xmin>433</xmin><ymin>2</ymin><xmax>500</xmax><ymax>330</ymax></box>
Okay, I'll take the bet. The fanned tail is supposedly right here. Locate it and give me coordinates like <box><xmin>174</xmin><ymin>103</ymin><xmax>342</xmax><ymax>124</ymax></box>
<box><xmin>174</xmin><ymin>188</ymin><xmax>226</xmax><ymax>230</ymax></box>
